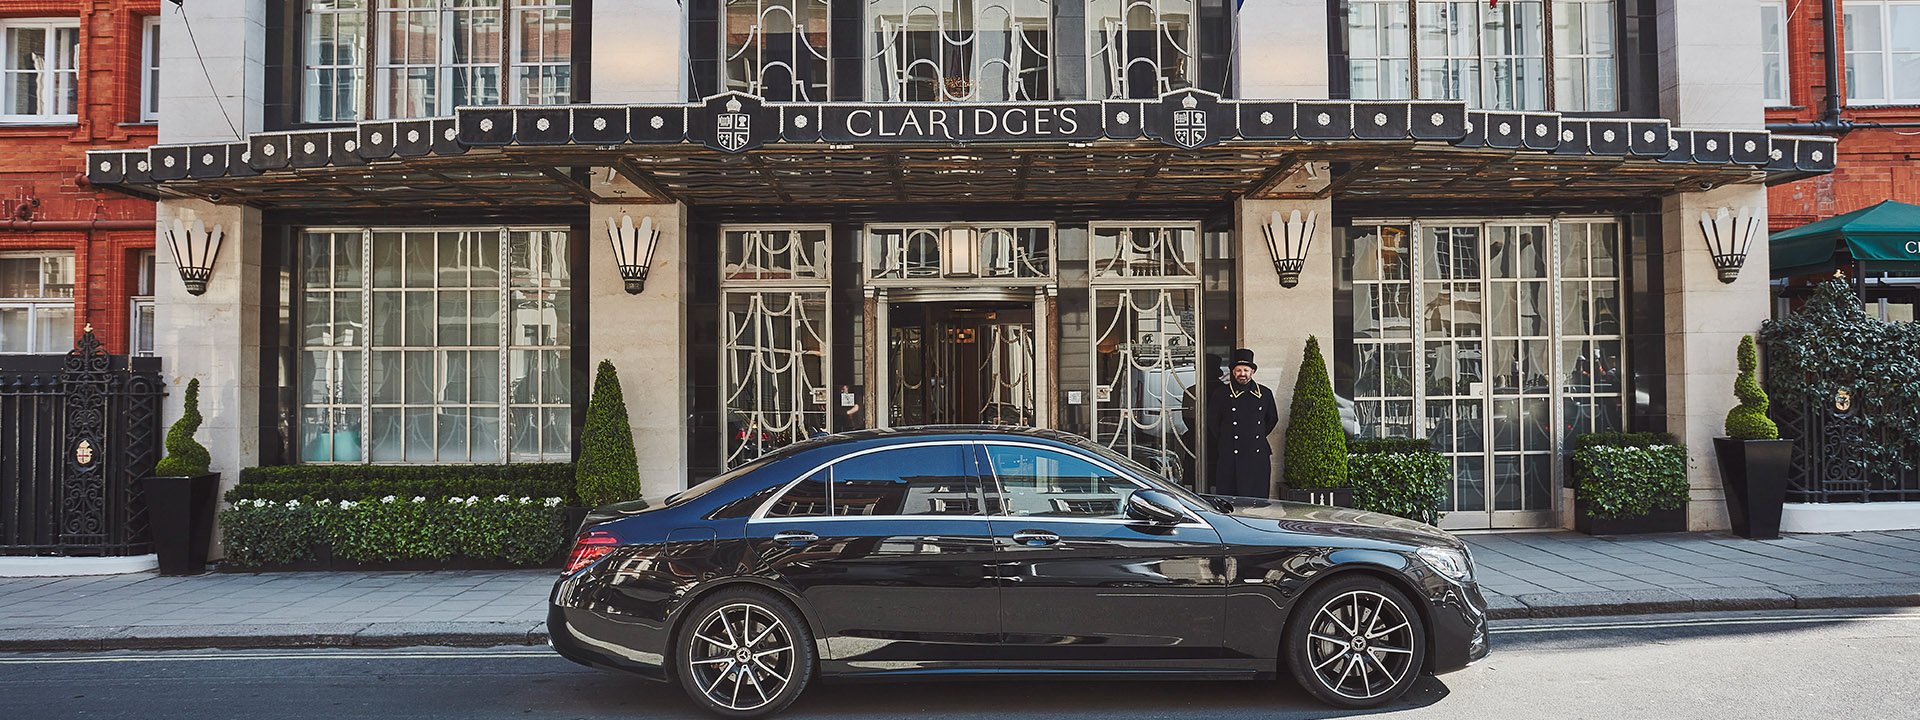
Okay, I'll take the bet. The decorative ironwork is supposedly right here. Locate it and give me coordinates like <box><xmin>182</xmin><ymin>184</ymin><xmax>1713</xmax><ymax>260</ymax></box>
<box><xmin>1770</xmin><ymin>353</ymin><xmax>1920</xmax><ymax>504</ymax></box>
<box><xmin>1087</xmin><ymin>0</ymin><xmax>1198</xmax><ymax>99</ymax></box>
<box><xmin>721</xmin><ymin>224</ymin><xmax>832</xmax><ymax>470</ymax></box>
<box><xmin>1</xmin><ymin>327</ymin><xmax>161</xmax><ymax>556</ymax></box>
<box><xmin>867</xmin><ymin>224</ymin><xmax>1053</xmax><ymax>283</ymax></box>
<box><xmin>723</xmin><ymin>0</ymin><xmax>833</xmax><ymax>101</ymax></box>
<box><xmin>1091</xmin><ymin>285</ymin><xmax>1200</xmax><ymax>487</ymax></box>
<box><xmin>1090</xmin><ymin>223</ymin><xmax>1199</xmax><ymax>279</ymax></box>
<box><xmin>867</xmin><ymin>0</ymin><xmax>1054</xmax><ymax>102</ymax></box>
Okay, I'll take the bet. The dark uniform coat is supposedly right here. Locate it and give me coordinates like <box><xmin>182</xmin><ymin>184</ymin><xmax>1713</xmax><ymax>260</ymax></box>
<box><xmin>1208</xmin><ymin>379</ymin><xmax>1280</xmax><ymax>498</ymax></box>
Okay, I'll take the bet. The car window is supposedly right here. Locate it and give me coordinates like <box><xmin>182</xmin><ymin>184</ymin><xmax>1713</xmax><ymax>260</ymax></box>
<box><xmin>765</xmin><ymin>469</ymin><xmax>830</xmax><ymax>518</ymax></box>
<box><xmin>830</xmin><ymin>444</ymin><xmax>984</xmax><ymax>516</ymax></box>
<box><xmin>984</xmin><ymin>445</ymin><xmax>1140</xmax><ymax>519</ymax></box>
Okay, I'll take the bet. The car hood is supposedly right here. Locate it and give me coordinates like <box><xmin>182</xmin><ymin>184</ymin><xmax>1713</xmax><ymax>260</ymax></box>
<box><xmin>1214</xmin><ymin>497</ymin><xmax>1462</xmax><ymax>549</ymax></box>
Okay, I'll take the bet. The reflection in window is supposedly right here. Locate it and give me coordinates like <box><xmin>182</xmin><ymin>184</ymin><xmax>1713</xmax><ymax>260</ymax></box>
<box><xmin>1086</xmin><ymin>0</ymin><xmax>1196</xmax><ymax>99</ymax></box>
<box><xmin>302</xmin><ymin>0</ymin><xmax>572</xmax><ymax>122</ymax></box>
<box><xmin>867</xmin><ymin>224</ymin><xmax>1053</xmax><ymax>282</ymax></box>
<box><xmin>0</xmin><ymin>253</ymin><xmax>75</xmax><ymax>353</ymax></box>
<box><xmin>868</xmin><ymin>0</ymin><xmax>1052</xmax><ymax>101</ymax></box>
<box><xmin>767</xmin><ymin>469</ymin><xmax>830</xmax><ymax>517</ymax></box>
<box><xmin>725</xmin><ymin>0</ymin><xmax>831</xmax><ymax>101</ymax></box>
<box><xmin>721</xmin><ymin>224</ymin><xmax>832</xmax><ymax>470</ymax></box>
<box><xmin>1345</xmin><ymin>225</ymin><xmax>1415</xmax><ymax>439</ymax></box>
<box><xmin>1761</xmin><ymin>1</ymin><xmax>1788</xmax><ymax>105</ymax></box>
<box><xmin>1553</xmin><ymin>0</ymin><xmax>1617</xmax><ymax>111</ymax></box>
<box><xmin>832</xmin><ymin>445</ymin><xmax>983</xmax><ymax>515</ymax></box>
<box><xmin>298</xmin><ymin>228</ymin><xmax>570</xmax><ymax>463</ymax></box>
<box><xmin>1090</xmin><ymin>224</ymin><xmax>1199</xmax><ymax>279</ymax></box>
<box><xmin>1844</xmin><ymin>1</ymin><xmax>1920</xmax><ymax>104</ymax></box>
<box><xmin>1348</xmin><ymin>1</ymin><xmax>1613</xmax><ymax>111</ymax></box>
<box><xmin>1</xmin><ymin>19</ymin><xmax>80</xmax><ymax>121</ymax></box>
<box><xmin>987</xmin><ymin>445</ymin><xmax>1135</xmax><ymax>518</ymax></box>
<box><xmin>1348</xmin><ymin>0</ymin><xmax>1411</xmax><ymax>100</ymax></box>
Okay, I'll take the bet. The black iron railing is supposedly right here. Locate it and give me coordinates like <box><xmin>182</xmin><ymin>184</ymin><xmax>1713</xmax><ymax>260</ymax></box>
<box><xmin>0</xmin><ymin>330</ymin><xmax>163</xmax><ymax>556</ymax></box>
<box><xmin>1772</xmin><ymin>387</ymin><xmax>1920</xmax><ymax>504</ymax></box>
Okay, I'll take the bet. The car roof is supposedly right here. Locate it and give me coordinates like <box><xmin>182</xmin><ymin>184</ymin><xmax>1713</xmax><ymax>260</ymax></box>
<box><xmin>796</xmin><ymin>425</ymin><xmax>1090</xmax><ymax>447</ymax></box>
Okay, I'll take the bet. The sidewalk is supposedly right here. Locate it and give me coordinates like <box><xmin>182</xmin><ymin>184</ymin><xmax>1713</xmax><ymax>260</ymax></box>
<box><xmin>2</xmin><ymin>530</ymin><xmax>1917</xmax><ymax>651</ymax></box>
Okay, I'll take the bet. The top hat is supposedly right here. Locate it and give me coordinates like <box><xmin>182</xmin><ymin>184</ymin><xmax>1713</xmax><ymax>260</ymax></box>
<box><xmin>1230</xmin><ymin>348</ymin><xmax>1257</xmax><ymax>371</ymax></box>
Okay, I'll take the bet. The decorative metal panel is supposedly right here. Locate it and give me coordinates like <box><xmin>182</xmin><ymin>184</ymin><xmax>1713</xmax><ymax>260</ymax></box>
<box><xmin>1086</xmin><ymin>0</ymin><xmax>1198</xmax><ymax>100</ymax></box>
<box><xmin>723</xmin><ymin>0</ymin><xmax>833</xmax><ymax>101</ymax></box>
<box><xmin>1090</xmin><ymin>286</ymin><xmax>1200</xmax><ymax>487</ymax></box>
<box><xmin>723</xmin><ymin>290</ymin><xmax>830</xmax><ymax>468</ymax></box>
<box><xmin>1090</xmin><ymin>223</ymin><xmax>1199</xmax><ymax>280</ymax></box>
<box><xmin>866</xmin><ymin>224</ymin><xmax>1054</xmax><ymax>283</ymax></box>
<box><xmin>867</xmin><ymin>0</ymin><xmax>1054</xmax><ymax>102</ymax></box>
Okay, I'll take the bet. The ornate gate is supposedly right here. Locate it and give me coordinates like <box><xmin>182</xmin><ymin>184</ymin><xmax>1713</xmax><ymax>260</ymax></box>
<box><xmin>0</xmin><ymin>328</ymin><xmax>163</xmax><ymax>556</ymax></box>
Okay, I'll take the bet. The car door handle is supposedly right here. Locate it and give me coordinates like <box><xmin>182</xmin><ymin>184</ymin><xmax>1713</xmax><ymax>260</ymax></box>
<box><xmin>1011</xmin><ymin>530</ymin><xmax>1060</xmax><ymax>547</ymax></box>
<box><xmin>772</xmin><ymin>530</ymin><xmax>818</xmax><ymax>545</ymax></box>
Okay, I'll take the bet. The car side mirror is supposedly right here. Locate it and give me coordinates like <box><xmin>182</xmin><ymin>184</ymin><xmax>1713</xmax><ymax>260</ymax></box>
<box><xmin>1125</xmin><ymin>489</ymin><xmax>1191</xmax><ymax>525</ymax></box>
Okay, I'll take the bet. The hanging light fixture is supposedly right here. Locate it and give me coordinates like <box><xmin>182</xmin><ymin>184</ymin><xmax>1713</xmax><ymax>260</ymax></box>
<box><xmin>606</xmin><ymin>213</ymin><xmax>661</xmax><ymax>294</ymax></box>
<box><xmin>1262</xmin><ymin>209</ymin><xmax>1317</xmax><ymax>288</ymax></box>
<box><xmin>162</xmin><ymin>216</ymin><xmax>223</xmax><ymax>296</ymax></box>
<box><xmin>1698</xmin><ymin>206</ymin><xmax>1761</xmax><ymax>284</ymax></box>
<box><xmin>942</xmin><ymin>226</ymin><xmax>980</xmax><ymax>277</ymax></box>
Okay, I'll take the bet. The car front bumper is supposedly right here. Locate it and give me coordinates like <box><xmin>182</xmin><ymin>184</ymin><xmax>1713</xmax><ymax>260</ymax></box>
<box><xmin>1428</xmin><ymin>577</ymin><xmax>1491</xmax><ymax>674</ymax></box>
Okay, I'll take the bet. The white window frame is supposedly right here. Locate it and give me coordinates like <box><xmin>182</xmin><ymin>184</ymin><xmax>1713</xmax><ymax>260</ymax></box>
<box><xmin>303</xmin><ymin>0</ymin><xmax>572</xmax><ymax>123</ymax></box>
<box><xmin>0</xmin><ymin>252</ymin><xmax>77</xmax><ymax>355</ymax></box>
<box><xmin>1761</xmin><ymin>0</ymin><xmax>1790</xmax><ymax>106</ymax></box>
<box><xmin>141</xmin><ymin>16</ymin><xmax>161</xmax><ymax>122</ymax></box>
<box><xmin>132</xmin><ymin>249</ymin><xmax>156</xmax><ymax>357</ymax></box>
<box><xmin>1349</xmin><ymin>1</ymin><xmax>1617</xmax><ymax>112</ymax></box>
<box><xmin>1552</xmin><ymin>0</ymin><xmax>1618</xmax><ymax>112</ymax></box>
<box><xmin>0</xmin><ymin>18</ymin><xmax>81</xmax><ymax>124</ymax></box>
<box><xmin>1844</xmin><ymin>0</ymin><xmax>1920</xmax><ymax>105</ymax></box>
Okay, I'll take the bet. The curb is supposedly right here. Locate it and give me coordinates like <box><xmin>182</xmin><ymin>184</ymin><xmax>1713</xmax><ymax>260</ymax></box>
<box><xmin>1483</xmin><ymin>582</ymin><xmax>1920</xmax><ymax>620</ymax></box>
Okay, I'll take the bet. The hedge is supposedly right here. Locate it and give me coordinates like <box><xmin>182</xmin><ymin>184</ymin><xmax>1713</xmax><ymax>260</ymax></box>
<box><xmin>227</xmin><ymin>463</ymin><xmax>577</xmax><ymax>505</ymax></box>
<box><xmin>1284</xmin><ymin>336</ymin><xmax>1349</xmax><ymax>490</ymax></box>
<box><xmin>1347</xmin><ymin>438</ymin><xmax>1438</xmax><ymax>456</ymax></box>
<box><xmin>219</xmin><ymin>495</ymin><xmax>570</xmax><ymax>569</ymax></box>
<box><xmin>578</xmin><ymin>360</ymin><xmax>643</xmax><ymax>508</ymax></box>
<box><xmin>1571</xmin><ymin>433</ymin><xmax>1689</xmax><ymax>520</ymax></box>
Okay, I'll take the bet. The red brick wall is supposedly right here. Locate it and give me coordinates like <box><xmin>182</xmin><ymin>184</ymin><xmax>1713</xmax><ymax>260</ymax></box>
<box><xmin>1766</xmin><ymin>0</ymin><xmax>1920</xmax><ymax>231</ymax></box>
<box><xmin>0</xmin><ymin>0</ymin><xmax>160</xmax><ymax>354</ymax></box>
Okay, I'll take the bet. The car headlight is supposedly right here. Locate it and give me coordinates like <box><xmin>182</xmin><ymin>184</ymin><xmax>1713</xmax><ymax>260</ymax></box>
<box><xmin>1417</xmin><ymin>546</ymin><xmax>1473</xmax><ymax>581</ymax></box>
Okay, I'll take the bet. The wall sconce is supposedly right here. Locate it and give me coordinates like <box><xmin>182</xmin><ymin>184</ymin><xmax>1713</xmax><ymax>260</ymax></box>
<box><xmin>941</xmin><ymin>226</ymin><xmax>980</xmax><ymax>277</ymax></box>
<box><xmin>1699</xmin><ymin>206</ymin><xmax>1761</xmax><ymax>284</ymax></box>
<box><xmin>162</xmin><ymin>217</ymin><xmax>223</xmax><ymax>296</ymax></box>
<box><xmin>606</xmin><ymin>213</ymin><xmax>661</xmax><ymax>294</ymax></box>
<box><xmin>1262</xmin><ymin>209</ymin><xmax>1317</xmax><ymax>288</ymax></box>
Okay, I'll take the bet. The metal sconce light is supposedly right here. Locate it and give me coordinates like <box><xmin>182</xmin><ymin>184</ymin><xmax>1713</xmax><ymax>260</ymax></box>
<box><xmin>606</xmin><ymin>213</ymin><xmax>661</xmax><ymax>294</ymax></box>
<box><xmin>1698</xmin><ymin>206</ymin><xmax>1761</xmax><ymax>284</ymax></box>
<box><xmin>162</xmin><ymin>216</ymin><xmax>223</xmax><ymax>296</ymax></box>
<box><xmin>941</xmin><ymin>226</ymin><xmax>980</xmax><ymax>278</ymax></box>
<box><xmin>1262</xmin><ymin>209</ymin><xmax>1317</xmax><ymax>288</ymax></box>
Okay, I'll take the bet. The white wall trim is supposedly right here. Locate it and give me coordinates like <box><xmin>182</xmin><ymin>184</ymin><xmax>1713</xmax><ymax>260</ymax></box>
<box><xmin>0</xmin><ymin>555</ymin><xmax>158</xmax><ymax>578</ymax></box>
<box><xmin>1781</xmin><ymin>503</ymin><xmax>1920</xmax><ymax>534</ymax></box>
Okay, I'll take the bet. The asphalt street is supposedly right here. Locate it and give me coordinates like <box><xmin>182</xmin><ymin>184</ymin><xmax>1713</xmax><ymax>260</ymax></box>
<box><xmin>1</xmin><ymin>608</ymin><xmax>1917</xmax><ymax>719</ymax></box>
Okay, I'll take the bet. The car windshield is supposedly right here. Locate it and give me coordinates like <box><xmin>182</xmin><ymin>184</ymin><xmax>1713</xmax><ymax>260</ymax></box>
<box><xmin>1068</xmin><ymin>438</ymin><xmax>1216</xmax><ymax>510</ymax></box>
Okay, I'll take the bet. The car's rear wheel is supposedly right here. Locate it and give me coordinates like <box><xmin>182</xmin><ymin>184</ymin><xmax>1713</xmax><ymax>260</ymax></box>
<box><xmin>1283</xmin><ymin>575</ymin><xmax>1428</xmax><ymax>709</ymax></box>
<box><xmin>674</xmin><ymin>588</ymin><xmax>814</xmax><ymax>719</ymax></box>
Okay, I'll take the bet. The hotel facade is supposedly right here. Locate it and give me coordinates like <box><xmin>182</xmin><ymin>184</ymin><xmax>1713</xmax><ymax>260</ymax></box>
<box><xmin>88</xmin><ymin>0</ymin><xmax>1836</xmax><ymax>532</ymax></box>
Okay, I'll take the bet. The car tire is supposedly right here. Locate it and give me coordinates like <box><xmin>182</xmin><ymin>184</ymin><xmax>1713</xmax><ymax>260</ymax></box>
<box><xmin>1282</xmin><ymin>574</ymin><xmax>1428</xmax><ymax>709</ymax></box>
<box><xmin>674</xmin><ymin>587</ymin><xmax>816</xmax><ymax>719</ymax></box>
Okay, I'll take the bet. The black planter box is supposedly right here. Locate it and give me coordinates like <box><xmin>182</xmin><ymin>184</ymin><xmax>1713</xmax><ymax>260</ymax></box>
<box><xmin>1278</xmin><ymin>487</ymin><xmax>1355</xmax><ymax>508</ymax></box>
<box><xmin>142</xmin><ymin>473</ymin><xmax>220</xmax><ymax>575</ymax></box>
<box><xmin>1714</xmin><ymin>437</ymin><xmax>1794</xmax><ymax>540</ymax></box>
<box><xmin>1574</xmin><ymin>496</ymin><xmax>1688</xmax><ymax>536</ymax></box>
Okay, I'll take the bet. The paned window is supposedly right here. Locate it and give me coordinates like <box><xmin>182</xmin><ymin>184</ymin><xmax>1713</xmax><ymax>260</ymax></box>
<box><xmin>1088</xmin><ymin>223</ymin><xmax>1202</xmax><ymax>487</ymax></box>
<box><xmin>868</xmin><ymin>0</ymin><xmax>1053</xmax><ymax>101</ymax></box>
<box><xmin>721</xmin><ymin>226</ymin><xmax>831</xmax><ymax>469</ymax></box>
<box><xmin>1347</xmin><ymin>1</ymin><xmax>1614</xmax><ymax>111</ymax></box>
<box><xmin>302</xmin><ymin>0</ymin><xmax>572</xmax><ymax>123</ymax></box>
<box><xmin>1</xmin><ymin>19</ymin><xmax>80</xmax><ymax>123</ymax></box>
<box><xmin>1845</xmin><ymin>0</ymin><xmax>1920</xmax><ymax>104</ymax></box>
<box><xmin>1086</xmin><ymin>0</ymin><xmax>1197</xmax><ymax>99</ymax></box>
<box><xmin>298</xmin><ymin>227</ymin><xmax>572</xmax><ymax>463</ymax></box>
<box><xmin>0</xmin><ymin>253</ymin><xmax>76</xmax><ymax>354</ymax></box>
<box><xmin>142</xmin><ymin>17</ymin><xmax>162</xmax><ymax>122</ymax></box>
<box><xmin>1345</xmin><ymin>225</ymin><xmax>1416</xmax><ymax>438</ymax></box>
<box><xmin>1761</xmin><ymin>1</ymin><xmax>1789</xmax><ymax>105</ymax></box>
<box><xmin>132</xmin><ymin>250</ymin><xmax>156</xmax><ymax>357</ymax></box>
<box><xmin>723</xmin><ymin>0</ymin><xmax>832</xmax><ymax>101</ymax></box>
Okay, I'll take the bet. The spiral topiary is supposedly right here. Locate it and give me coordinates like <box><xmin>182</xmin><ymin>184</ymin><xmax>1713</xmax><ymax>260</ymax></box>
<box><xmin>154</xmin><ymin>378</ymin><xmax>212</xmax><ymax>477</ymax></box>
<box><xmin>1284</xmin><ymin>336</ymin><xmax>1349</xmax><ymax>490</ymax></box>
<box><xmin>577</xmin><ymin>359</ymin><xmax>644</xmax><ymax>508</ymax></box>
<box><xmin>1724</xmin><ymin>335</ymin><xmax>1779</xmax><ymax>440</ymax></box>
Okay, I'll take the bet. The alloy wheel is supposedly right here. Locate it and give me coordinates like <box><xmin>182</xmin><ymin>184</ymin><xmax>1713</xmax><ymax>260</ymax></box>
<box><xmin>686</xmin><ymin>601</ymin><xmax>797</xmax><ymax>713</ymax></box>
<box><xmin>1303</xmin><ymin>589</ymin><xmax>1417</xmax><ymax>701</ymax></box>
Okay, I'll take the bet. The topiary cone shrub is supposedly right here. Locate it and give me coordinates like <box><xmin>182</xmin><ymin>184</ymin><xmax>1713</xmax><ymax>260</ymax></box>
<box><xmin>1284</xmin><ymin>336</ymin><xmax>1349</xmax><ymax>490</ymax></box>
<box><xmin>577</xmin><ymin>359</ymin><xmax>644</xmax><ymax>508</ymax></box>
<box><xmin>1724</xmin><ymin>335</ymin><xmax>1779</xmax><ymax>440</ymax></box>
<box><xmin>154</xmin><ymin>378</ymin><xmax>212</xmax><ymax>477</ymax></box>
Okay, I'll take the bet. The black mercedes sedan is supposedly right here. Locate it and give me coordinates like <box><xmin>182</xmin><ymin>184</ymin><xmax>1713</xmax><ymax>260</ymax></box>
<box><xmin>549</xmin><ymin>428</ymin><xmax>1489</xmax><ymax>718</ymax></box>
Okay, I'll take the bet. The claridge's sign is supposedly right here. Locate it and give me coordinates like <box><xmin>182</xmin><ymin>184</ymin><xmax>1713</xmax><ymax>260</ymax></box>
<box><xmin>820</xmin><ymin>104</ymin><xmax>1104</xmax><ymax>143</ymax></box>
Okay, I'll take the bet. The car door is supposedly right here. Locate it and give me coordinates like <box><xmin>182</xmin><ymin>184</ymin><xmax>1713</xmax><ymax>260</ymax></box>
<box><xmin>746</xmin><ymin>441</ymin><xmax>1001</xmax><ymax>671</ymax></box>
<box><xmin>980</xmin><ymin>442</ymin><xmax>1230</xmax><ymax>670</ymax></box>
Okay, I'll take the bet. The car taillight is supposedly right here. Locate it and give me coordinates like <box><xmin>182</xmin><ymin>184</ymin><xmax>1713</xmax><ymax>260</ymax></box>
<box><xmin>564</xmin><ymin>530</ymin><xmax>619</xmax><ymax>575</ymax></box>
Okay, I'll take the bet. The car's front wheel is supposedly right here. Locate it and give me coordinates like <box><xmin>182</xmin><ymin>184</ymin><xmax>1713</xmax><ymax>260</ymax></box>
<box><xmin>674</xmin><ymin>588</ymin><xmax>815</xmax><ymax>718</ymax></box>
<box><xmin>1283</xmin><ymin>575</ymin><xmax>1428</xmax><ymax>709</ymax></box>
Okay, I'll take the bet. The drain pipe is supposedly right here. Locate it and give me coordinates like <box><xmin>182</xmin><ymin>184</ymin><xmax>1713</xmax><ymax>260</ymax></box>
<box><xmin>1767</xmin><ymin>0</ymin><xmax>1861</xmax><ymax>133</ymax></box>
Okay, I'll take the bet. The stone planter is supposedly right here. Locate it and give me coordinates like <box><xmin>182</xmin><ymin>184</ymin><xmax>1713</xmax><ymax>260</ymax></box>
<box><xmin>1574</xmin><ymin>496</ymin><xmax>1687</xmax><ymax>536</ymax></box>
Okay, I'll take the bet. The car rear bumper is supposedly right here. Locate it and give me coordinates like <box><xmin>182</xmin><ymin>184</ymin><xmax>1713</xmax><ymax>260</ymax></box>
<box><xmin>547</xmin><ymin>603</ymin><xmax>672</xmax><ymax>682</ymax></box>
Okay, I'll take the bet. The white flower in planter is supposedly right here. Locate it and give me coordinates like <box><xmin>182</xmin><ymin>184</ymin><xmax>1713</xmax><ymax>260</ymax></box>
<box><xmin>447</xmin><ymin>497</ymin><xmax>465</xmax><ymax>505</ymax></box>
<box><xmin>543</xmin><ymin>498</ymin><xmax>562</xmax><ymax>508</ymax></box>
<box><xmin>286</xmin><ymin>499</ymin><xmax>301</xmax><ymax>509</ymax></box>
<box><xmin>381</xmin><ymin>495</ymin><xmax>397</xmax><ymax>504</ymax></box>
<box><xmin>465</xmin><ymin>495</ymin><xmax>480</xmax><ymax>506</ymax></box>
<box><xmin>517</xmin><ymin>496</ymin><xmax>532</xmax><ymax>504</ymax></box>
<box><xmin>494</xmin><ymin>494</ymin><xmax>512</xmax><ymax>503</ymax></box>
<box><xmin>412</xmin><ymin>496</ymin><xmax>426</xmax><ymax>503</ymax></box>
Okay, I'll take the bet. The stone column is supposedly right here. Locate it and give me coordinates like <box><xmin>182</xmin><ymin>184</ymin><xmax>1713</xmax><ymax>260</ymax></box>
<box><xmin>588</xmin><ymin>201</ymin><xmax>690</xmax><ymax>500</ymax></box>
<box><xmin>1237</xmin><ymin>0</ymin><xmax>1331</xmax><ymax>99</ymax></box>
<box><xmin>157</xmin><ymin>0</ymin><xmax>265</xmax><ymax>143</ymax></box>
<box><xmin>1234</xmin><ymin>194</ymin><xmax>1335</xmax><ymax>496</ymax></box>
<box><xmin>152</xmin><ymin>199</ymin><xmax>263</xmax><ymax>500</ymax></box>
<box><xmin>1662</xmin><ymin>186</ymin><xmax>1771</xmax><ymax>531</ymax></box>
<box><xmin>591</xmin><ymin>0</ymin><xmax>689</xmax><ymax>103</ymax></box>
<box><xmin>1655</xmin><ymin>0</ymin><xmax>1768</xmax><ymax>530</ymax></box>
